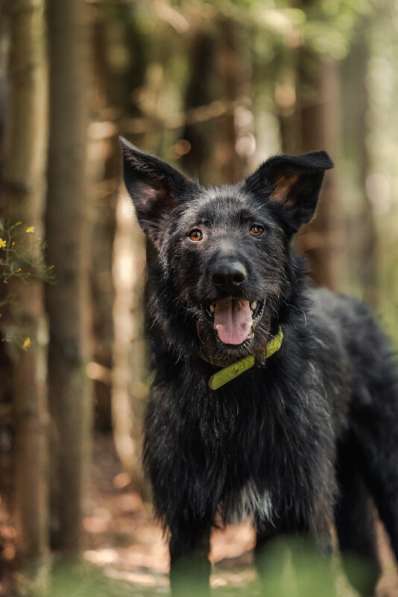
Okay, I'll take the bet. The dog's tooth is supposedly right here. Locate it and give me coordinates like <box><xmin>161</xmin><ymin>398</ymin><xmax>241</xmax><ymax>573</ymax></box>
<box><xmin>209</xmin><ymin>304</ymin><xmax>215</xmax><ymax>314</ymax></box>
<box><xmin>250</xmin><ymin>301</ymin><xmax>257</xmax><ymax>311</ymax></box>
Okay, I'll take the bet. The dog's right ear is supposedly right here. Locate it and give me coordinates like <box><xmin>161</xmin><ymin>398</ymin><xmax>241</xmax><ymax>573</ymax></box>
<box><xmin>120</xmin><ymin>137</ymin><xmax>195</xmax><ymax>245</ymax></box>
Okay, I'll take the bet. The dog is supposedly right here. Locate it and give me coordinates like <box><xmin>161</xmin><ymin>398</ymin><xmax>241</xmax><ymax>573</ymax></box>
<box><xmin>120</xmin><ymin>137</ymin><xmax>398</xmax><ymax>596</ymax></box>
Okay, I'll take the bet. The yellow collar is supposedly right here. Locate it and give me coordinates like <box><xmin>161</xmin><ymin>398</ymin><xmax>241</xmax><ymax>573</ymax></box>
<box><xmin>208</xmin><ymin>327</ymin><xmax>284</xmax><ymax>391</ymax></box>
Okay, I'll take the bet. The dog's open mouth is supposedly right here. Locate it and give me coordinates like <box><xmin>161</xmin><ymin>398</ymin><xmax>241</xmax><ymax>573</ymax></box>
<box><xmin>204</xmin><ymin>298</ymin><xmax>264</xmax><ymax>346</ymax></box>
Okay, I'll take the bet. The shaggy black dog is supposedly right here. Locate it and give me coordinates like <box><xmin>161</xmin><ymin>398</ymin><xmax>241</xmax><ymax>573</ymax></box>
<box><xmin>121</xmin><ymin>137</ymin><xmax>398</xmax><ymax>596</ymax></box>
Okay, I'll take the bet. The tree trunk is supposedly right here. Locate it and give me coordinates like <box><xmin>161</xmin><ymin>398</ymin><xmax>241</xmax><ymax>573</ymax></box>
<box><xmin>91</xmin><ymin>6</ymin><xmax>150</xmax><ymax>495</ymax></box>
<box><xmin>112</xmin><ymin>191</ymin><xmax>149</xmax><ymax>498</ymax></box>
<box><xmin>295</xmin><ymin>52</ymin><xmax>342</xmax><ymax>290</ymax></box>
<box><xmin>275</xmin><ymin>50</ymin><xmax>300</xmax><ymax>154</ymax></box>
<box><xmin>45</xmin><ymin>0</ymin><xmax>92</xmax><ymax>553</ymax></box>
<box><xmin>2</xmin><ymin>0</ymin><xmax>49</xmax><ymax>583</ymax></box>
<box><xmin>88</xmin><ymin>135</ymin><xmax>118</xmax><ymax>432</ymax></box>
<box><xmin>181</xmin><ymin>18</ymin><xmax>252</xmax><ymax>185</ymax></box>
<box><xmin>180</xmin><ymin>27</ymin><xmax>217</xmax><ymax>180</ymax></box>
<box><xmin>214</xmin><ymin>16</ymin><xmax>252</xmax><ymax>183</ymax></box>
<box><xmin>0</xmin><ymin>2</ymin><xmax>14</xmax><ymax>494</ymax></box>
<box><xmin>89</xmin><ymin>5</ymin><xmax>148</xmax><ymax>433</ymax></box>
<box><xmin>342</xmin><ymin>27</ymin><xmax>377</xmax><ymax>305</ymax></box>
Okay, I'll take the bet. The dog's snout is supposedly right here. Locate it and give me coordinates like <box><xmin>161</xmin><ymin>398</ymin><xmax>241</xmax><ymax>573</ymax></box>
<box><xmin>212</xmin><ymin>260</ymin><xmax>247</xmax><ymax>288</ymax></box>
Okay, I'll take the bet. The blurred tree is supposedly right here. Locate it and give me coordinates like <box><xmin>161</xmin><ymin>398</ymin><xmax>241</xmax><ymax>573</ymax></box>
<box><xmin>90</xmin><ymin>2</ymin><xmax>149</xmax><ymax>433</ymax></box>
<box><xmin>45</xmin><ymin>0</ymin><xmax>92</xmax><ymax>553</ymax></box>
<box><xmin>0</xmin><ymin>0</ymin><xmax>13</xmax><ymax>502</ymax></box>
<box><xmin>180</xmin><ymin>26</ymin><xmax>217</xmax><ymax>180</ymax></box>
<box><xmin>366</xmin><ymin>0</ymin><xmax>398</xmax><ymax>343</ymax></box>
<box><xmin>341</xmin><ymin>21</ymin><xmax>378</xmax><ymax>306</ymax></box>
<box><xmin>276</xmin><ymin>0</ymin><xmax>372</xmax><ymax>290</ymax></box>
<box><xmin>181</xmin><ymin>15</ymin><xmax>251</xmax><ymax>184</ymax></box>
<box><xmin>214</xmin><ymin>15</ymin><xmax>252</xmax><ymax>182</ymax></box>
<box><xmin>87</xmin><ymin>132</ymin><xmax>118</xmax><ymax>433</ymax></box>
<box><xmin>274</xmin><ymin>52</ymin><xmax>300</xmax><ymax>156</ymax></box>
<box><xmin>2</xmin><ymin>0</ymin><xmax>49</xmax><ymax>586</ymax></box>
<box><xmin>112</xmin><ymin>189</ymin><xmax>149</xmax><ymax>497</ymax></box>
<box><xmin>91</xmin><ymin>3</ymin><xmax>150</xmax><ymax>493</ymax></box>
<box><xmin>295</xmin><ymin>49</ymin><xmax>342</xmax><ymax>290</ymax></box>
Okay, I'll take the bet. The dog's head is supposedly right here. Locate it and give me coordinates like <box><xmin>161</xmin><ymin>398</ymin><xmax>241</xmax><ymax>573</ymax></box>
<box><xmin>121</xmin><ymin>138</ymin><xmax>332</xmax><ymax>366</ymax></box>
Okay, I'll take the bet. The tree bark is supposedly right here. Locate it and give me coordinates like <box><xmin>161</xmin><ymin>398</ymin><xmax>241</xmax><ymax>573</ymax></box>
<box><xmin>295</xmin><ymin>52</ymin><xmax>342</xmax><ymax>290</ymax></box>
<box><xmin>342</xmin><ymin>27</ymin><xmax>377</xmax><ymax>305</ymax></box>
<box><xmin>0</xmin><ymin>2</ymin><xmax>13</xmax><ymax>472</ymax></box>
<box><xmin>112</xmin><ymin>191</ymin><xmax>149</xmax><ymax>498</ymax></box>
<box><xmin>88</xmin><ymin>136</ymin><xmax>118</xmax><ymax>432</ymax></box>
<box><xmin>45</xmin><ymin>0</ymin><xmax>92</xmax><ymax>553</ymax></box>
<box><xmin>275</xmin><ymin>50</ymin><xmax>300</xmax><ymax>154</ymax></box>
<box><xmin>2</xmin><ymin>0</ymin><xmax>49</xmax><ymax>581</ymax></box>
<box><xmin>214</xmin><ymin>16</ymin><xmax>252</xmax><ymax>183</ymax></box>
<box><xmin>180</xmin><ymin>27</ymin><xmax>217</xmax><ymax>181</ymax></box>
<box><xmin>89</xmin><ymin>5</ymin><xmax>148</xmax><ymax>432</ymax></box>
<box><xmin>181</xmin><ymin>18</ymin><xmax>252</xmax><ymax>185</ymax></box>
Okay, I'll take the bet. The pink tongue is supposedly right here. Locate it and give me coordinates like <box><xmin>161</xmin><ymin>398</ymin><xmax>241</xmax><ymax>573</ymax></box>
<box><xmin>214</xmin><ymin>299</ymin><xmax>253</xmax><ymax>345</ymax></box>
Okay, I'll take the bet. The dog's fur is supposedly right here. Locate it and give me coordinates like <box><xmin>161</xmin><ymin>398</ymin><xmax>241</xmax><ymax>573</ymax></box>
<box><xmin>121</xmin><ymin>138</ymin><xmax>398</xmax><ymax>596</ymax></box>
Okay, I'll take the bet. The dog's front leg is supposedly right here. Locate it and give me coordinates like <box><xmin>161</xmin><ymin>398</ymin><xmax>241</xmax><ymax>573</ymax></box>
<box><xmin>169</xmin><ymin>522</ymin><xmax>211</xmax><ymax>596</ymax></box>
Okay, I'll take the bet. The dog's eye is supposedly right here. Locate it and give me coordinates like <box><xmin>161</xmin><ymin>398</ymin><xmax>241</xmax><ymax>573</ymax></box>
<box><xmin>249</xmin><ymin>224</ymin><xmax>264</xmax><ymax>237</ymax></box>
<box><xmin>188</xmin><ymin>228</ymin><xmax>203</xmax><ymax>242</ymax></box>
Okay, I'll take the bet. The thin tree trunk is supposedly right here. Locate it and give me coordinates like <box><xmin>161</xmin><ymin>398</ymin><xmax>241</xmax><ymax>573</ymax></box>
<box><xmin>2</xmin><ymin>0</ymin><xmax>49</xmax><ymax>584</ymax></box>
<box><xmin>89</xmin><ymin>5</ymin><xmax>148</xmax><ymax>432</ymax></box>
<box><xmin>92</xmin><ymin>6</ymin><xmax>149</xmax><ymax>494</ymax></box>
<box><xmin>0</xmin><ymin>2</ymin><xmax>13</xmax><ymax>465</ymax></box>
<box><xmin>45</xmin><ymin>0</ymin><xmax>92</xmax><ymax>553</ymax></box>
<box><xmin>275</xmin><ymin>51</ymin><xmax>300</xmax><ymax>154</ymax></box>
<box><xmin>295</xmin><ymin>52</ymin><xmax>342</xmax><ymax>290</ymax></box>
<box><xmin>88</xmin><ymin>136</ymin><xmax>118</xmax><ymax>432</ymax></box>
<box><xmin>181</xmin><ymin>18</ymin><xmax>252</xmax><ymax>185</ymax></box>
<box><xmin>345</xmin><ymin>29</ymin><xmax>378</xmax><ymax>306</ymax></box>
<box><xmin>180</xmin><ymin>27</ymin><xmax>217</xmax><ymax>180</ymax></box>
<box><xmin>215</xmin><ymin>17</ymin><xmax>252</xmax><ymax>183</ymax></box>
<box><xmin>112</xmin><ymin>191</ymin><xmax>149</xmax><ymax>498</ymax></box>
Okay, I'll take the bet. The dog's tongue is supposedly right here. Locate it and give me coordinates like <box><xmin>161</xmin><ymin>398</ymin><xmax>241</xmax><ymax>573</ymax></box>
<box><xmin>214</xmin><ymin>298</ymin><xmax>252</xmax><ymax>345</ymax></box>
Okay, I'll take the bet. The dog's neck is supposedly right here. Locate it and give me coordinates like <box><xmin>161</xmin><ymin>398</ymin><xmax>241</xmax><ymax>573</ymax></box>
<box><xmin>205</xmin><ymin>326</ymin><xmax>284</xmax><ymax>390</ymax></box>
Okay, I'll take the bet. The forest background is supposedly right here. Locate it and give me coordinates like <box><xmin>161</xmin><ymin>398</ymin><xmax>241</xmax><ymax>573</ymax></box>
<box><xmin>0</xmin><ymin>0</ymin><xmax>398</xmax><ymax>595</ymax></box>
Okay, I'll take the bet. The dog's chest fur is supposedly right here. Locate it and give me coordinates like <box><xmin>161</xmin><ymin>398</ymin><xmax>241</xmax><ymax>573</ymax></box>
<box><xmin>230</xmin><ymin>482</ymin><xmax>274</xmax><ymax>523</ymax></box>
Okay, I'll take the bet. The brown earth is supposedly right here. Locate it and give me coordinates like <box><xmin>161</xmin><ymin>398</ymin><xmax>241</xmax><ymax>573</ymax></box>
<box><xmin>0</xmin><ymin>434</ymin><xmax>397</xmax><ymax>596</ymax></box>
<box><xmin>84</xmin><ymin>435</ymin><xmax>398</xmax><ymax>597</ymax></box>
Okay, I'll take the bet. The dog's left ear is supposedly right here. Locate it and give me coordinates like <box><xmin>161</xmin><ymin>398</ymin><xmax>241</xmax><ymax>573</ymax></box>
<box><xmin>244</xmin><ymin>151</ymin><xmax>333</xmax><ymax>231</ymax></box>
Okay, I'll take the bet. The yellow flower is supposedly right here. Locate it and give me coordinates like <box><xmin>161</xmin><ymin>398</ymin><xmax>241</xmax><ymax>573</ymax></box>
<box><xmin>25</xmin><ymin>226</ymin><xmax>35</xmax><ymax>233</ymax></box>
<box><xmin>0</xmin><ymin>239</ymin><xmax>6</xmax><ymax>249</ymax></box>
<box><xmin>22</xmin><ymin>337</ymin><xmax>32</xmax><ymax>351</ymax></box>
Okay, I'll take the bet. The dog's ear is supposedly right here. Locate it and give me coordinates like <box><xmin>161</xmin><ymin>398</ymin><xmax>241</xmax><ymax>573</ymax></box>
<box><xmin>120</xmin><ymin>137</ymin><xmax>195</xmax><ymax>244</ymax></box>
<box><xmin>244</xmin><ymin>151</ymin><xmax>333</xmax><ymax>231</ymax></box>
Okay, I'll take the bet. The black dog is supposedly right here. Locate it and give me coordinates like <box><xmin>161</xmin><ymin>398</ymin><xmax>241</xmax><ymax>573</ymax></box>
<box><xmin>121</xmin><ymin>137</ymin><xmax>398</xmax><ymax>596</ymax></box>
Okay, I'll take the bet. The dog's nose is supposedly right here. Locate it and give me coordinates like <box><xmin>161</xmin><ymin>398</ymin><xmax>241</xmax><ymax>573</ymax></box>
<box><xmin>212</xmin><ymin>260</ymin><xmax>247</xmax><ymax>288</ymax></box>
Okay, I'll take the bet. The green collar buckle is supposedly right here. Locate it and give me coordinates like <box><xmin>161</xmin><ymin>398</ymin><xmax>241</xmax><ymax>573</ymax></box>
<box><xmin>208</xmin><ymin>327</ymin><xmax>284</xmax><ymax>391</ymax></box>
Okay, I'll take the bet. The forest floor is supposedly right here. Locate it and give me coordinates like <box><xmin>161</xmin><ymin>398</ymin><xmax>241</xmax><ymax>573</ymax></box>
<box><xmin>1</xmin><ymin>434</ymin><xmax>398</xmax><ymax>596</ymax></box>
<box><xmin>84</xmin><ymin>435</ymin><xmax>256</xmax><ymax>595</ymax></box>
<box><xmin>83</xmin><ymin>435</ymin><xmax>398</xmax><ymax>597</ymax></box>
